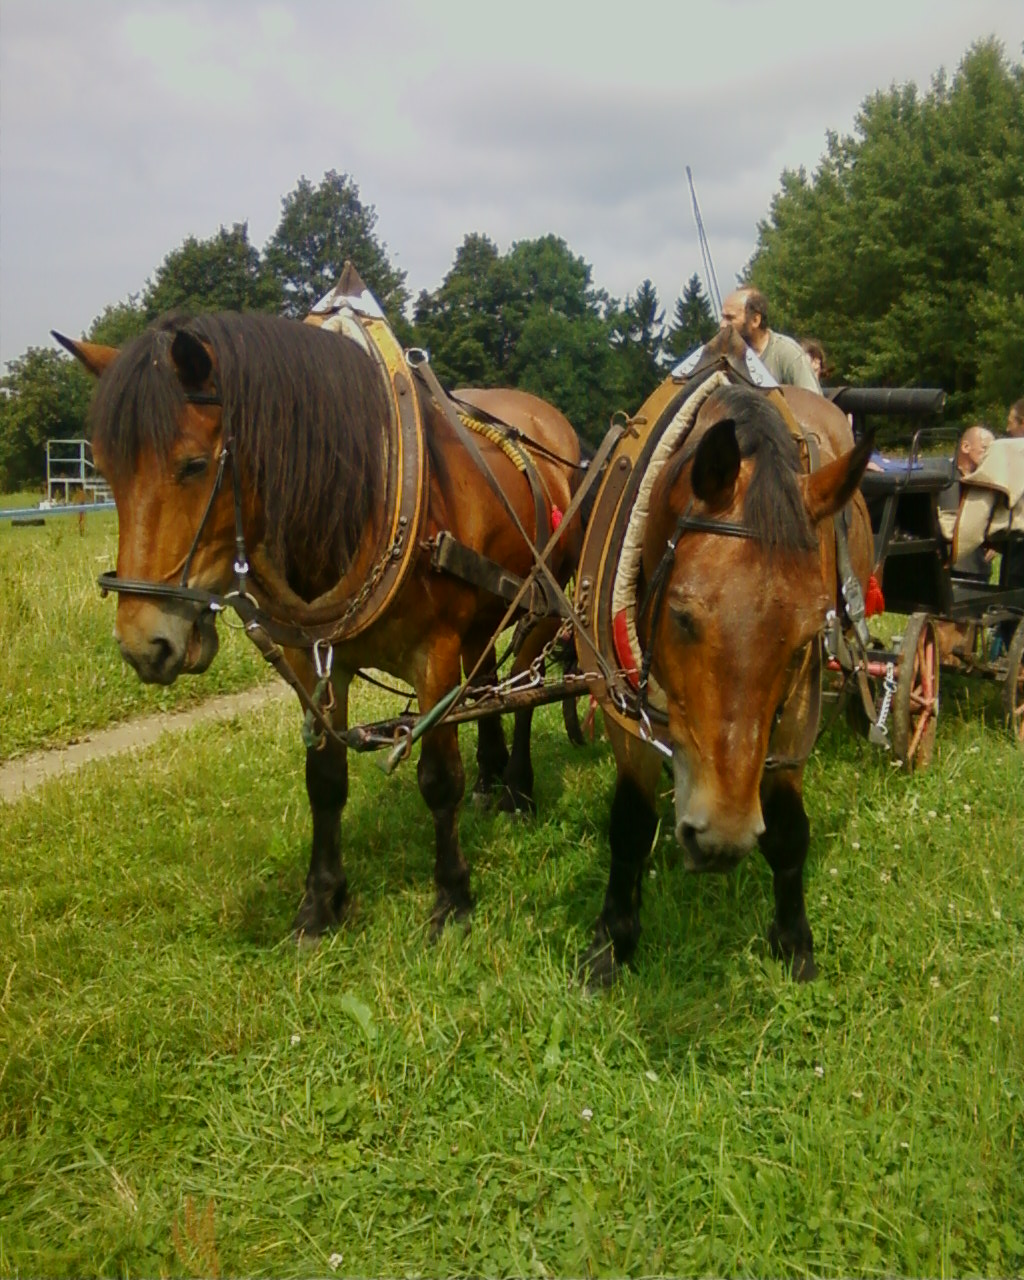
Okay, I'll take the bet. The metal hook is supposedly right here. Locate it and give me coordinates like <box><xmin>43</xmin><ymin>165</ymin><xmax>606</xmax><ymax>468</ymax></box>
<box><xmin>313</xmin><ymin>639</ymin><xmax>334</xmax><ymax>680</ymax></box>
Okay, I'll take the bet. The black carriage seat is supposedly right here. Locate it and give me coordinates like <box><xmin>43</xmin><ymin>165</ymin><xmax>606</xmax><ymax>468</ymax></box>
<box><xmin>858</xmin><ymin>452</ymin><xmax>960</xmax><ymax>615</ymax></box>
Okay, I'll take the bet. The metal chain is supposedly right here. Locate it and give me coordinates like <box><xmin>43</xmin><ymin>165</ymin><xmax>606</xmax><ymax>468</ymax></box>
<box><xmin>317</xmin><ymin>528</ymin><xmax>406</xmax><ymax>644</ymax></box>
<box><xmin>461</xmin><ymin>621</ymin><xmax>610</xmax><ymax>710</ymax></box>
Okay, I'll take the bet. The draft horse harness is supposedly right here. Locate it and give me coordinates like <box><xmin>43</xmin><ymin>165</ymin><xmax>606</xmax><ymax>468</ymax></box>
<box><xmin>96</xmin><ymin>292</ymin><xmax>868</xmax><ymax>773</ymax></box>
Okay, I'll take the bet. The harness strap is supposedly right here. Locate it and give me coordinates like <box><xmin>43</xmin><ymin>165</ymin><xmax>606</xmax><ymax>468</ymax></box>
<box><xmin>410</xmin><ymin>361</ymin><xmax>550</xmax><ymax>551</ymax></box>
<box><xmin>429</xmin><ymin>413</ymin><xmax>628</xmax><ymax>724</ymax></box>
<box><xmin>409</xmin><ymin>353</ymin><xmax>568</xmax><ymax>617</ymax></box>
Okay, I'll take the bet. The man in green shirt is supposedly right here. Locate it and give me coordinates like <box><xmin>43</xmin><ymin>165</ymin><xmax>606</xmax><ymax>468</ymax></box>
<box><xmin>720</xmin><ymin>287</ymin><xmax>821</xmax><ymax>392</ymax></box>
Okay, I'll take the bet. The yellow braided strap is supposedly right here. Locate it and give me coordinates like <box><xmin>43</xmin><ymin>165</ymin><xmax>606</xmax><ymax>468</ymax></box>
<box><xmin>457</xmin><ymin>414</ymin><xmax>528</xmax><ymax>472</ymax></box>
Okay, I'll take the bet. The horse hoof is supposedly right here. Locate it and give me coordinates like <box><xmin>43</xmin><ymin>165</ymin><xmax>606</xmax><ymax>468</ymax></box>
<box><xmin>496</xmin><ymin>787</ymin><xmax>536</xmax><ymax>818</ymax></box>
<box><xmin>291</xmin><ymin>886</ymin><xmax>349</xmax><ymax>943</ymax></box>
<box><xmin>470</xmin><ymin>788</ymin><xmax>494</xmax><ymax>810</ymax></box>
<box><xmin>576</xmin><ymin>940</ymin><xmax>620</xmax><ymax>993</ymax></box>
<box><xmin>791</xmin><ymin>952</ymin><xmax>819</xmax><ymax>983</ymax></box>
<box><xmin>429</xmin><ymin>892</ymin><xmax>474</xmax><ymax>941</ymax></box>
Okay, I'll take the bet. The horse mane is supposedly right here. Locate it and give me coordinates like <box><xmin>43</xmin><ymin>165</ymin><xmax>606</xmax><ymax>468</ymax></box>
<box><xmin>663</xmin><ymin>382</ymin><xmax>816</xmax><ymax>552</ymax></box>
<box><xmin>88</xmin><ymin>311</ymin><xmax>389</xmax><ymax>593</ymax></box>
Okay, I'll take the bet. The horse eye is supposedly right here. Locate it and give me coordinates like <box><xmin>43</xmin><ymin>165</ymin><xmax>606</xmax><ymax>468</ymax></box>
<box><xmin>177</xmin><ymin>456</ymin><xmax>210</xmax><ymax>482</ymax></box>
<box><xmin>670</xmin><ymin>606</ymin><xmax>701</xmax><ymax>642</ymax></box>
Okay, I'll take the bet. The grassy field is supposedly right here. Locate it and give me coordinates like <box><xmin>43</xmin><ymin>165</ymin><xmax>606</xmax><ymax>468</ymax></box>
<box><xmin>0</xmin><ymin>509</ymin><xmax>271</xmax><ymax>761</ymax></box>
<box><xmin>1</xmin><ymin>663</ymin><xmax>1021</xmax><ymax>1276</ymax></box>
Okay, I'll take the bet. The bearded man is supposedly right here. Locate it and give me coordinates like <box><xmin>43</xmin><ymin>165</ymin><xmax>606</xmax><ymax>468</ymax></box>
<box><xmin>720</xmin><ymin>287</ymin><xmax>820</xmax><ymax>392</ymax></box>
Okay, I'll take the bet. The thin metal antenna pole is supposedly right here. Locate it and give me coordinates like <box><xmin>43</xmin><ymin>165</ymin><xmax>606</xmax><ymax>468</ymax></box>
<box><xmin>686</xmin><ymin>165</ymin><xmax>722</xmax><ymax>320</ymax></box>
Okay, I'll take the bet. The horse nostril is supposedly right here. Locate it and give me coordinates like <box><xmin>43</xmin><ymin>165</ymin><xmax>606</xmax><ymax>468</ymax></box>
<box><xmin>150</xmin><ymin>636</ymin><xmax>175</xmax><ymax>670</ymax></box>
<box><xmin>679</xmin><ymin>820</ymin><xmax>706</xmax><ymax>845</ymax></box>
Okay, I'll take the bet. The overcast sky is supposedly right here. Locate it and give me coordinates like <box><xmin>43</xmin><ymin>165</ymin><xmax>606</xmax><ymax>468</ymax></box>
<box><xmin>1</xmin><ymin>0</ymin><xmax>1020</xmax><ymax>369</ymax></box>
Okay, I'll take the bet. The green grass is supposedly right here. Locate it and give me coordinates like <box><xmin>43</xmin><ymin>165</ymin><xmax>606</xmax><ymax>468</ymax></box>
<box><xmin>1</xmin><ymin>674</ymin><xmax>1021</xmax><ymax>1277</ymax></box>
<box><xmin>0</xmin><ymin>511</ymin><xmax>271</xmax><ymax>761</ymax></box>
<box><xmin>0</xmin><ymin>491</ymin><xmax>47</xmax><ymax>512</ymax></box>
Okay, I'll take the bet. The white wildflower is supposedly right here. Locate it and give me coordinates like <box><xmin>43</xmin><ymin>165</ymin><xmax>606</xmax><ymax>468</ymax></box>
<box><xmin>581</xmin><ymin>1107</ymin><xmax>593</xmax><ymax>1121</ymax></box>
<box><xmin>930</xmin><ymin>975</ymin><xmax>940</xmax><ymax>989</ymax></box>
<box><xmin>990</xmin><ymin>1014</ymin><xmax>999</xmax><ymax>1025</ymax></box>
<box><xmin>290</xmin><ymin>1033</ymin><xmax>301</xmax><ymax>1046</ymax></box>
<box><xmin>851</xmin><ymin>841</ymin><xmax>861</xmax><ymax>851</ymax></box>
<box><xmin>328</xmin><ymin>1253</ymin><xmax>344</xmax><ymax>1271</ymax></box>
<box><xmin>851</xmin><ymin>1089</ymin><xmax>863</xmax><ymax>1100</ymax></box>
<box><xmin>829</xmin><ymin>867</ymin><xmax>839</xmax><ymax>877</ymax></box>
<box><xmin>992</xmin><ymin>907</ymin><xmax>1002</xmax><ymax>920</ymax></box>
<box><xmin>645</xmin><ymin>1070</ymin><xmax>658</xmax><ymax>1083</ymax></box>
<box><xmin>814</xmin><ymin>1065</ymin><xmax>825</xmax><ymax>1078</ymax></box>
<box><xmin>880</xmin><ymin>870</ymin><xmax>891</xmax><ymax>885</ymax></box>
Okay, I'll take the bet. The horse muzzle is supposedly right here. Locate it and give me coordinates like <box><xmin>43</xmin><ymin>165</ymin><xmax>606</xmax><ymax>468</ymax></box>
<box><xmin>672</xmin><ymin>750</ymin><xmax>765</xmax><ymax>873</ymax></box>
<box><xmin>116</xmin><ymin>607</ymin><xmax>219</xmax><ymax>684</ymax></box>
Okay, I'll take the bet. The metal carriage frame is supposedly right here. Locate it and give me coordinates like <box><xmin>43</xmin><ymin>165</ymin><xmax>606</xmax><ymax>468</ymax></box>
<box><xmin>822</xmin><ymin>387</ymin><xmax>1024</xmax><ymax>767</ymax></box>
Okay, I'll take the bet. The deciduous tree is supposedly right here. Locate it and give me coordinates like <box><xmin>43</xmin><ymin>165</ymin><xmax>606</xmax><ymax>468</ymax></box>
<box><xmin>264</xmin><ymin>171</ymin><xmax>407</xmax><ymax>325</ymax></box>
<box><xmin>747</xmin><ymin>39</ymin><xmax>1023</xmax><ymax>420</ymax></box>
<box><xmin>0</xmin><ymin>350</ymin><xmax>92</xmax><ymax>489</ymax></box>
<box><xmin>414</xmin><ymin>234</ymin><xmax>625</xmax><ymax>444</ymax></box>
<box><xmin>144</xmin><ymin>222</ymin><xmax>281</xmax><ymax>318</ymax></box>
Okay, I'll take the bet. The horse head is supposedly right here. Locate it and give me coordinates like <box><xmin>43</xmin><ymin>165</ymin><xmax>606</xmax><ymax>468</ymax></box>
<box><xmin>55</xmin><ymin>325</ymin><xmax>232</xmax><ymax>683</ymax></box>
<box><xmin>641</xmin><ymin>384</ymin><xmax>871</xmax><ymax>871</ymax></box>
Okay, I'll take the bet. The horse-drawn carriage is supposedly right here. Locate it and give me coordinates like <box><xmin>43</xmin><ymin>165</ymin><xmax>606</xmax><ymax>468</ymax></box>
<box><xmin>54</xmin><ymin>272</ymin><xmax>1018</xmax><ymax>981</ymax></box>
<box><xmin>821</xmin><ymin>387</ymin><xmax>1024</xmax><ymax>768</ymax></box>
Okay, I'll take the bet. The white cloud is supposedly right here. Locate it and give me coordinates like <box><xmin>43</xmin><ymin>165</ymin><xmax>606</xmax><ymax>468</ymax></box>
<box><xmin>1</xmin><ymin>0</ymin><xmax>1020</xmax><ymax>365</ymax></box>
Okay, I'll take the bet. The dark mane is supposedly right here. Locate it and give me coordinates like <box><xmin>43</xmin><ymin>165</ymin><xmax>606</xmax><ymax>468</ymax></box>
<box><xmin>88</xmin><ymin>311</ymin><xmax>388</xmax><ymax>592</ymax></box>
<box><xmin>665</xmin><ymin>382</ymin><xmax>815</xmax><ymax>552</ymax></box>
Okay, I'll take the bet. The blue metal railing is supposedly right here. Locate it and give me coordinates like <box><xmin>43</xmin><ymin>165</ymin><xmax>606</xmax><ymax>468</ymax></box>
<box><xmin>0</xmin><ymin>501</ymin><xmax>116</xmax><ymax>521</ymax></box>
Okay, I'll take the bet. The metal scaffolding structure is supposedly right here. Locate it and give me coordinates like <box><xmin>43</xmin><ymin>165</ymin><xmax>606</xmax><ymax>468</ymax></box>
<box><xmin>45</xmin><ymin>439</ymin><xmax>111</xmax><ymax>504</ymax></box>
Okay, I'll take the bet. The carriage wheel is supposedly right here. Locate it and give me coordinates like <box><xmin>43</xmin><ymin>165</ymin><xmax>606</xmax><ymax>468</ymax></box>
<box><xmin>892</xmin><ymin>613</ymin><xmax>939</xmax><ymax>771</ymax></box>
<box><xmin>1002</xmin><ymin>619</ymin><xmax>1024</xmax><ymax>747</ymax></box>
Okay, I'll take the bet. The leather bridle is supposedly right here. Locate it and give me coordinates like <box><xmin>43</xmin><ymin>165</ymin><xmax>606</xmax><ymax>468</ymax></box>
<box><xmin>96</xmin><ymin>386</ymin><xmax>296</xmax><ymax>641</ymax></box>
<box><xmin>636</xmin><ymin>499</ymin><xmax>757</xmax><ymax>718</ymax></box>
<box><xmin>635</xmin><ymin>500</ymin><xmax>820</xmax><ymax>772</ymax></box>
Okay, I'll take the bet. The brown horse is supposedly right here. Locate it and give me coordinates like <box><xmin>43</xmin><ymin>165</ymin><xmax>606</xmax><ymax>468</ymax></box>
<box><xmin>579</xmin><ymin>374</ymin><xmax>873</xmax><ymax>984</ymax></box>
<box><xmin>58</xmin><ymin>311</ymin><xmax>582</xmax><ymax>939</ymax></box>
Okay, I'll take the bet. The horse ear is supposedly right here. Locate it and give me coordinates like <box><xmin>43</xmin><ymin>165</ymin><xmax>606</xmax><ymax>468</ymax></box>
<box><xmin>691</xmin><ymin>418</ymin><xmax>742</xmax><ymax>506</ymax></box>
<box><xmin>51</xmin><ymin>331</ymin><xmax>118</xmax><ymax>378</ymax></box>
<box><xmin>170</xmin><ymin>329</ymin><xmax>214</xmax><ymax>391</ymax></box>
<box><xmin>801</xmin><ymin>428</ymin><xmax>875</xmax><ymax>524</ymax></box>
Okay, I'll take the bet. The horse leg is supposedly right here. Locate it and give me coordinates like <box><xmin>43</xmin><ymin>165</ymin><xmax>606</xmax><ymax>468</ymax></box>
<box><xmin>579</xmin><ymin>735</ymin><xmax>662</xmax><ymax>988</ymax></box>
<box><xmin>758</xmin><ymin>772</ymin><xmax>817</xmax><ymax>981</ymax></box>
<box><xmin>292</xmin><ymin>668</ymin><xmax>352</xmax><ymax>942</ymax></box>
<box><xmin>415</xmin><ymin>643</ymin><xmax>473</xmax><ymax>934</ymax></box>
<box><xmin>496</xmin><ymin>617</ymin><xmax>559</xmax><ymax>815</ymax></box>
<box><xmin>497</xmin><ymin>706</ymin><xmax>537</xmax><ymax>816</ymax></box>
<box><xmin>466</xmin><ymin>643</ymin><xmax>509</xmax><ymax>803</ymax></box>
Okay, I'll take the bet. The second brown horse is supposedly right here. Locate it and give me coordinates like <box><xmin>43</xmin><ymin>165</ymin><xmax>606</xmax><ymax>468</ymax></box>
<box><xmin>579</xmin><ymin>372</ymin><xmax>873</xmax><ymax>985</ymax></box>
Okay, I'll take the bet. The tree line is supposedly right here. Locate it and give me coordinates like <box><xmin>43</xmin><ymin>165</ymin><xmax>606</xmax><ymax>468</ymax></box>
<box><xmin>2</xmin><ymin>38</ymin><xmax>1020</xmax><ymax>490</ymax></box>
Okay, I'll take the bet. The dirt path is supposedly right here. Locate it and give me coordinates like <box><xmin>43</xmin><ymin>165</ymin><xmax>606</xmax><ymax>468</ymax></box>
<box><xmin>0</xmin><ymin>685</ymin><xmax>290</xmax><ymax>803</ymax></box>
